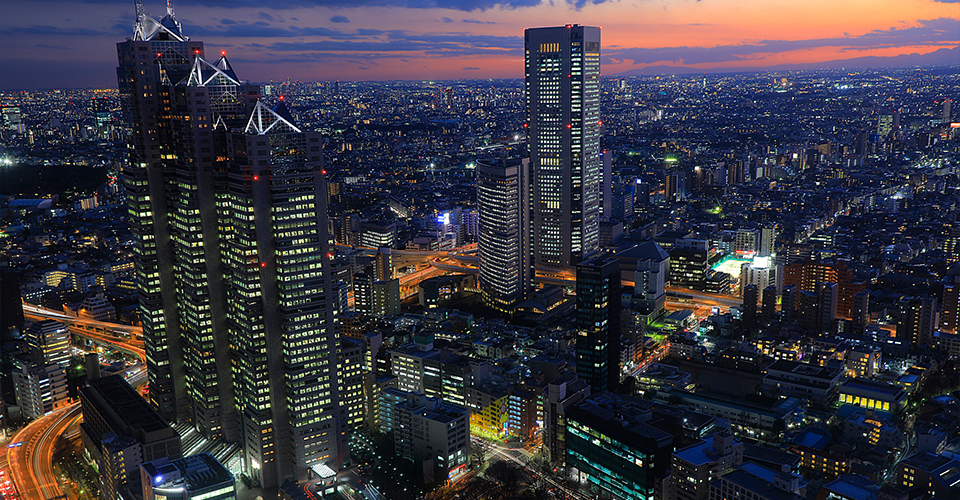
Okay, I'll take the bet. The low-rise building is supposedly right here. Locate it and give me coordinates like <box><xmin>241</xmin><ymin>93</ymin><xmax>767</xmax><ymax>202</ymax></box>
<box><xmin>656</xmin><ymin>391</ymin><xmax>805</xmax><ymax>442</ymax></box>
<box><xmin>838</xmin><ymin>379</ymin><xmax>907</xmax><ymax>414</ymax></box>
<box><xmin>896</xmin><ymin>452</ymin><xmax>960</xmax><ymax>498</ymax></box>
<box><xmin>80</xmin><ymin>376</ymin><xmax>182</xmax><ymax>500</ymax></box>
<box><xmin>140</xmin><ymin>453</ymin><xmax>235</xmax><ymax>500</ymax></box>
<box><xmin>394</xmin><ymin>393</ymin><xmax>470</xmax><ymax>483</ymax></box>
<box><xmin>13</xmin><ymin>362</ymin><xmax>69</xmax><ymax>420</ymax></box>
<box><xmin>708</xmin><ymin>463</ymin><xmax>806</xmax><ymax>500</ymax></box>
<box><xmin>762</xmin><ymin>359</ymin><xmax>843</xmax><ymax>404</ymax></box>
<box><xmin>668</xmin><ymin>433</ymin><xmax>743</xmax><ymax>500</ymax></box>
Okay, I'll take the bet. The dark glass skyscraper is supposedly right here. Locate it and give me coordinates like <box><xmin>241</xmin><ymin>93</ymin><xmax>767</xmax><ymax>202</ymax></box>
<box><xmin>524</xmin><ymin>25</ymin><xmax>601</xmax><ymax>272</ymax></box>
<box><xmin>117</xmin><ymin>2</ymin><xmax>344</xmax><ymax>488</ymax></box>
<box><xmin>575</xmin><ymin>253</ymin><xmax>621</xmax><ymax>393</ymax></box>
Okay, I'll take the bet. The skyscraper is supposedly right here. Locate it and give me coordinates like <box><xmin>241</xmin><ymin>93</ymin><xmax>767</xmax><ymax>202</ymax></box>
<box><xmin>477</xmin><ymin>159</ymin><xmax>530</xmax><ymax>312</ymax></box>
<box><xmin>117</xmin><ymin>3</ymin><xmax>343</xmax><ymax>488</ymax></box>
<box><xmin>225</xmin><ymin>105</ymin><xmax>345</xmax><ymax>486</ymax></box>
<box><xmin>575</xmin><ymin>253</ymin><xmax>621</xmax><ymax>393</ymax></box>
<box><xmin>525</xmin><ymin>25</ymin><xmax>601</xmax><ymax>271</ymax></box>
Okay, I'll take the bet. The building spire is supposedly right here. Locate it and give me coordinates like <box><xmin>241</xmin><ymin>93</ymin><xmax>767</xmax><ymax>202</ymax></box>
<box><xmin>167</xmin><ymin>0</ymin><xmax>175</xmax><ymax>19</ymax></box>
<box><xmin>133</xmin><ymin>0</ymin><xmax>146</xmax><ymax>40</ymax></box>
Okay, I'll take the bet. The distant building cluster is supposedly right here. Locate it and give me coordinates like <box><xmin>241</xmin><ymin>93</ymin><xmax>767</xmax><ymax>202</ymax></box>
<box><xmin>1</xmin><ymin>2</ymin><xmax>959</xmax><ymax>500</ymax></box>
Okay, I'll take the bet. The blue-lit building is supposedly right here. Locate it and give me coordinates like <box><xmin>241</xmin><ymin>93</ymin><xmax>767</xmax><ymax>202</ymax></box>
<box><xmin>140</xmin><ymin>453</ymin><xmax>235</xmax><ymax>500</ymax></box>
<box><xmin>378</xmin><ymin>387</ymin><xmax>409</xmax><ymax>433</ymax></box>
<box><xmin>565</xmin><ymin>393</ymin><xmax>674</xmax><ymax>500</ymax></box>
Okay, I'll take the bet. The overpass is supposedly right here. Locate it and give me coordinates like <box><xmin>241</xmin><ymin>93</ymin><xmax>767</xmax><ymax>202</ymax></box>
<box><xmin>23</xmin><ymin>303</ymin><xmax>146</xmax><ymax>362</ymax></box>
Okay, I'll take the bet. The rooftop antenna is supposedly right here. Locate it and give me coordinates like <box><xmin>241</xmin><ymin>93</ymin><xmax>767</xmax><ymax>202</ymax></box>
<box><xmin>167</xmin><ymin>0</ymin><xmax>175</xmax><ymax>19</ymax></box>
<box><xmin>133</xmin><ymin>0</ymin><xmax>146</xmax><ymax>40</ymax></box>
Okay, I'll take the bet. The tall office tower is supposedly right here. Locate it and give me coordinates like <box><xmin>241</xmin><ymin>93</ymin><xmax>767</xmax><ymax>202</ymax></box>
<box><xmin>877</xmin><ymin>109</ymin><xmax>899</xmax><ymax>137</ymax></box>
<box><xmin>24</xmin><ymin>320</ymin><xmax>70</xmax><ymax>367</ymax></box>
<box><xmin>354</xmin><ymin>271</ymin><xmax>374</xmax><ymax>313</ymax></box>
<box><xmin>741</xmin><ymin>284</ymin><xmax>758</xmax><ymax>328</ymax></box>
<box><xmin>781</xmin><ymin>285</ymin><xmax>797</xmax><ymax>322</ymax></box>
<box><xmin>941</xmin><ymin>282</ymin><xmax>959</xmax><ymax>333</ymax></box>
<box><xmin>0</xmin><ymin>271</ymin><xmax>24</xmax><ymax>344</ymax></box>
<box><xmin>758</xmin><ymin>224</ymin><xmax>777</xmax><ymax>258</ymax></box>
<box><xmin>477</xmin><ymin>159</ymin><xmax>530</xmax><ymax>312</ymax></box>
<box><xmin>665</xmin><ymin>172</ymin><xmax>684</xmax><ymax>203</ymax></box>
<box><xmin>525</xmin><ymin>25</ymin><xmax>601</xmax><ymax>271</ymax></box>
<box><xmin>117</xmin><ymin>2</ymin><xmax>205</xmax><ymax>423</ymax></box>
<box><xmin>761</xmin><ymin>285</ymin><xmax>777</xmax><ymax>324</ymax></box>
<box><xmin>669</xmin><ymin>239</ymin><xmax>709</xmax><ymax>291</ymax></box>
<box><xmin>1</xmin><ymin>106</ymin><xmax>23</xmax><ymax>134</ymax></box>
<box><xmin>817</xmin><ymin>282</ymin><xmax>838</xmax><ymax>334</ymax></box>
<box><xmin>783</xmin><ymin>258</ymin><xmax>863</xmax><ymax>318</ymax></box>
<box><xmin>92</xmin><ymin>97</ymin><xmax>112</xmax><ymax>128</ymax></box>
<box><xmin>734</xmin><ymin>229</ymin><xmax>758</xmax><ymax>256</ymax></box>
<box><xmin>897</xmin><ymin>296</ymin><xmax>938</xmax><ymax>348</ymax></box>
<box><xmin>374</xmin><ymin>247</ymin><xmax>393</xmax><ymax>281</ymax></box>
<box><xmin>118</xmin><ymin>4</ymin><xmax>344</xmax><ymax>488</ymax></box>
<box><xmin>575</xmin><ymin>253</ymin><xmax>621</xmax><ymax>393</ymax></box>
<box><xmin>851</xmin><ymin>289</ymin><xmax>870</xmax><ymax>335</ymax></box>
<box><xmin>943</xmin><ymin>98</ymin><xmax>952</xmax><ymax>123</ymax></box>
<box><xmin>601</xmin><ymin>151</ymin><xmax>612</xmax><ymax>220</ymax></box>
<box><xmin>224</xmin><ymin>103</ymin><xmax>345</xmax><ymax>486</ymax></box>
<box><xmin>727</xmin><ymin>161</ymin><xmax>744</xmax><ymax>185</ymax></box>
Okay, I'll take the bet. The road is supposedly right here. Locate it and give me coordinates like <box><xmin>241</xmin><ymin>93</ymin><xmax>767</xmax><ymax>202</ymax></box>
<box><xmin>6</xmin><ymin>404</ymin><xmax>82</xmax><ymax>500</ymax></box>
<box><xmin>4</xmin><ymin>365</ymin><xmax>147</xmax><ymax>500</ymax></box>
<box><xmin>478</xmin><ymin>438</ymin><xmax>592</xmax><ymax>500</ymax></box>
<box><xmin>627</xmin><ymin>342</ymin><xmax>670</xmax><ymax>378</ymax></box>
<box><xmin>6</xmin><ymin>307</ymin><xmax>149</xmax><ymax>500</ymax></box>
<box><xmin>22</xmin><ymin>303</ymin><xmax>142</xmax><ymax>335</ymax></box>
<box><xmin>22</xmin><ymin>303</ymin><xmax>146</xmax><ymax>363</ymax></box>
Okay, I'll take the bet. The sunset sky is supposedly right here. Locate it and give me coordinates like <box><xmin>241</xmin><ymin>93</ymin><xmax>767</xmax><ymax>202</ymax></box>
<box><xmin>1</xmin><ymin>0</ymin><xmax>958</xmax><ymax>89</ymax></box>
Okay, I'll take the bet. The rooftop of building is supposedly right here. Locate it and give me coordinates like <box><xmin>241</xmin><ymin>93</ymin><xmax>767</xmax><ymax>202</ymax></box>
<box><xmin>82</xmin><ymin>375</ymin><xmax>171</xmax><ymax>433</ymax></box>
<box><xmin>822</xmin><ymin>475</ymin><xmax>878</xmax><ymax>500</ymax></box>
<box><xmin>397</xmin><ymin>394</ymin><xmax>468</xmax><ymax>424</ymax></box>
<box><xmin>717</xmin><ymin>470</ymin><xmax>803</xmax><ymax>500</ymax></box>
<box><xmin>792</xmin><ymin>427</ymin><xmax>832</xmax><ymax>450</ymax></box>
<box><xmin>142</xmin><ymin>453</ymin><xmax>234</xmax><ymax>493</ymax></box>
<box><xmin>840</xmin><ymin>378</ymin><xmax>906</xmax><ymax>397</ymax></box>
<box><xmin>664</xmin><ymin>389</ymin><xmax>804</xmax><ymax>419</ymax></box>
<box><xmin>766</xmin><ymin>359</ymin><xmax>842</xmax><ymax>380</ymax></box>
<box><xmin>742</xmin><ymin>443</ymin><xmax>801</xmax><ymax>469</ymax></box>
<box><xmin>617</xmin><ymin>239</ymin><xmax>669</xmax><ymax>262</ymax></box>
<box><xmin>673</xmin><ymin>434</ymin><xmax>740</xmax><ymax>467</ymax></box>
<box><xmin>569</xmin><ymin>393</ymin><xmax>674</xmax><ymax>448</ymax></box>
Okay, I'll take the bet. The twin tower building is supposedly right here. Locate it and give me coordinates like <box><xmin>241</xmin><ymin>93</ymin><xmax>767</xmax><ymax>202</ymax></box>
<box><xmin>119</xmin><ymin>2</ymin><xmax>600</xmax><ymax>489</ymax></box>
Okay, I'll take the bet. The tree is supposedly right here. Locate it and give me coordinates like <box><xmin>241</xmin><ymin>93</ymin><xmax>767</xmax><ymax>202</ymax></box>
<box><xmin>471</xmin><ymin>442</ymin><xmax>486</xmax><ymax>469</ymax></box>
<box><xmin>485</xmin><ymin>460</ymin><xmax>522</xmax><ymax>493</ymax></box>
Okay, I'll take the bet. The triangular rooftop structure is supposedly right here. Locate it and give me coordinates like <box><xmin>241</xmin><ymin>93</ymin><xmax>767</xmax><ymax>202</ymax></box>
<box><xmin>133</xmin><ymin>0</ymin><xmax>187</xmax><ymax>42</ymax></box>
<box><xmin>244</xmin><ymin>100</ymin><xmax>302</xmax><ymax>135</ymax></box>
<box><xmin>212</xmin><ymin>114</ymin><xmax>227</xmax><ymax>131</ymax></box>
<box><xmin>271</xmin><ymin>98</ymin><xmax>297</xmax><ymax>125</ymax></box>
<box><xmin>183</xmin><ymin>56</ymin><xmax>241</xmax><ymax>87</ymax></box>
<box><xmin>212</xmin><ymin>55</ymin><xmax>239</xmax><ymax>82</ymax></box>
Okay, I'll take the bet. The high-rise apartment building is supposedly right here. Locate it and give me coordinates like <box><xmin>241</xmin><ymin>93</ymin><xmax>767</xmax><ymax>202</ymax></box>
<box><xmin>525</xmin><ymin>25</ymin><xmax>601</xmax><ymax>271</ymax></box>
<box><xmin>117</xmin><ymin>4</ymin><xmax>343</xmax><ymax>488</ymax></box>
<box><xmin>941</xmin><ymin>282</ymin><xmax>959</xmax><ymax>334</ymax></box>
<box><xmin>477</xmin><ymin>159</ymin><xmax>530</xmax><ymax>312</ymax></box>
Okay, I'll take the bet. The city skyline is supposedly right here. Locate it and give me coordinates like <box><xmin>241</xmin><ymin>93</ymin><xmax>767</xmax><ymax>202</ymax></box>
<box><xmin>1</xmin><ymin>0</ymin><xmax>958</xmax><ymax>89</ymax></box>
